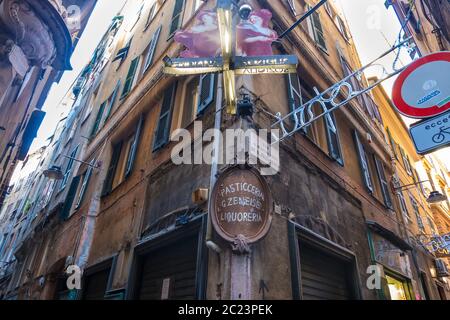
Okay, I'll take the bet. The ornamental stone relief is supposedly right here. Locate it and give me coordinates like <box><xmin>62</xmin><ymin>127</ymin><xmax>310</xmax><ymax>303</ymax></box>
<box><xmin>0</xmin><ymin>0</ymin><xmax>57</xmax><ymax>68</ymax></box>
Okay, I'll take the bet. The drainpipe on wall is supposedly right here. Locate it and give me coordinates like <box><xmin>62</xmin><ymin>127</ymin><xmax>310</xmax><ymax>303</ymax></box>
<box><xmin>206</xmin><ymin>73</ymin><xmax>224</xmax><ymax>249</ymax></box>
<box><xmin>74</xmin><ymin>143</ymin><xmax>108</xmax><ymax>271</ymax></box>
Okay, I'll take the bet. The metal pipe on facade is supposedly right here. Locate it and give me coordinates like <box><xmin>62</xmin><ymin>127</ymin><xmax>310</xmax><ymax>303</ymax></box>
<box><xmin>205</xmin><ymin>73</ymin><xmax>224</xmax><ymax>248</ymax></box>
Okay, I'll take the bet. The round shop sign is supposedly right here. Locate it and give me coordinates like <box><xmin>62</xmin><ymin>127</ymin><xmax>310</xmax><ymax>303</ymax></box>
<box><xmin>392</xmin><ymin>51</ymin><xmax>450</xmax><ymax>119</ymax></box>
<box><xmin>210</xmin><ymin>167</ymin><xmax>272</xmax><ymax>244</ymax></box>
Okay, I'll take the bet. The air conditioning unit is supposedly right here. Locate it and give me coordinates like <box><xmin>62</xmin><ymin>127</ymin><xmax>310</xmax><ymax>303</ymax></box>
<box><xmin>435</xmin><ymin>259</ymin><xmax>450</xmax><ymax>277</ymax></box>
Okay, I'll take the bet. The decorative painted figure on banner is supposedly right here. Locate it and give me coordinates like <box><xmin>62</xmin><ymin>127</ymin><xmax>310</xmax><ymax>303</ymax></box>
<box><xmin>174</xmin><ymin>9</ymin><xmax>278</xmax><ymax>58</ymax></box>
<box><xmin>174</xmin><ymin>10</ymin><xmax>221</xmax><ymax>58</ymax></box>
<box><xmin>237</xmin><ymin>9</ymin><xmax>278</xmax><ymax>56</ymax></box>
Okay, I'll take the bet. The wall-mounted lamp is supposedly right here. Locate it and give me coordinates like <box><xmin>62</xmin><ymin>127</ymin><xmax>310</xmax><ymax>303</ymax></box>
<box><xmin>393</xmin><ymin>180</ymin><xmax>447</xmax><ymax>204</ymax></box>
<box><xmin>43</xmin><ymin>166</ymin><xmax>64</xmax><ymax>181</ymax></box>
<box><xmin>427</xmin><ymin>191</ymin><xmax>448</xmax><ymax>204</ymax></box>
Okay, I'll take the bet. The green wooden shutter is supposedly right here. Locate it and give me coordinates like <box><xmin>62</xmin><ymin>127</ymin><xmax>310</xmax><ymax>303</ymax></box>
<box><xmin>353</xmin><ymin>130</ymin><xmax>374</xmax><ymax>193</ymax></box>
<box><xmin>61</xmin><ymin>146</ymin><xmax>79</xmax><ymax>189</ymax></box>
<box><xmin>60</xmin><ymin>176</ymin><xmax>81</xmax><ymax>220</ymax></box>
<box><xmin>102</xmin><ymin>142</ymin><xmax>123</xmax><ymax>196</ymax></box>
<box><xmin>386</xmin><ymin>127</ymin><xmax>398</xmax><ymax>159</ymax></box>
<box><xmin>374</xmin><ymin>156</ymin><xmax>393</xmax><ymax>209</ymax></box>
<box><xmin>325</xmin><ymin>112</ymin><xmax>343</xmax><ymax>165</ymax></box>
<box><xmin>286</xmin><ymin>73</ymin><xmax>302</xmax><ymax>113</ymax></box>
<box><xmin>197</xmin><ymin>74</ymin><xmax>215</xmax><ymax>114</ymax></box>
<box><xmin>91</xmin><ymin>102</ymin><xmax>107</xmax><ymax>137</ymax></box>
<box><xmin>145</xmin><ymin>3</ymin><xmax>157</xmax><ymax>29</ymax></box>
<box><xmin>75</xmin><ymin>161</ymin><xmax>94</xmax><ymax>209</ymax></box>
<box><xmin>153</xmin><ymin>83</ymin><xmax>177</xmax><ymax>151</ymax></box>
<box><xmin>144</xmin><ymin>26</ymin><xmax>162</xmax><ymax>73</ymax></box>
<box><xmin>103</xmin><ymin>81</ymin><xmax>121</xmax><ymax>123</ymax></box>
<box><xmin>169</xmin><ymin>0</ymin><xmax>185</xmax><ymax>37</ymax></box>
<box><xmin>121</xmin><ymin>57</ymin><xmax>140</xmax><ymax>98</ymax></box>
<box><xmin>125</xmin><ymin>115</ymin><xmax>144</xmax><ymax>177</ymax></box>
<box><xmin>308</xmin><ymin>6</ymin><xmax>327</xmax><ymax>50</ymax></box>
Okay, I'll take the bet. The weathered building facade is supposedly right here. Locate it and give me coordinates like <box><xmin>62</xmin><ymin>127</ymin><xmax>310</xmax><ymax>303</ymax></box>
<box><xmin>387</xmin><ymin>0</ymin><xmax>449</xmax><ymax>56</ymax></box>
<box><xmin>0</xmin><ymin>0</ymin><xmax>97</xmax><ymax>210</ymax></box>
<box><xmin>370</xmin><ymin>78</ymin><xmax>450</xmax><ymax>300</ymax></box>
<box><xmin>0</xmin><ymin>0</ymin><xmax>449</xmax><ymax>300</ymax></box>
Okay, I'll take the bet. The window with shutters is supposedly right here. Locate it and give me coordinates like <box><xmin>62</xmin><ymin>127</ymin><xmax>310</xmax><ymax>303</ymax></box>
<box><xmin>102</xmin><ymin>118</ymin><xmax>143</xmax><ymax>196</ymax></box>
<box><xmin>145</xmin><ymin>3</ymin><xmax>158</xmax><ymax>30</ymax></box>
<box><xmin>325</xmin><ymin>112</ymin><xmax>343</xmax><ymax>166</ymax></box>
<box><xmin>169</xmin><ymin>0</ymin><xmax>185</xmax><ymax>39</ymax></box>
<box><xmin>397</xmin><ymin>191</ymin><xmax>409</xmax><ymax>220</ymax></box>
<box><xmin>335</xmin><ymin>15</ymin><xmax>350</xmax><ymax>41</ymax></box>
<box><xmin>103</xmin><ymin>81</ymin><xmax>121</xmax><ymax>124</ymax></box>
<box><xmin>181</xmin><ymin>77</ymin><xmax>199</xmax><ymax>128</ymax></box>
<box><xmin>143</xmin><ymin>26</ymin><xmax>162</xmax><ymax>73</ymax></box>
<box><xmin>154</xmin><ymin>83</ymin><xmax>177</xmax><ymax>151</ymax></box>
<box><xmin>75</xmin><ymin>159</ymin><xmax>95</xmax><ymax>210</ymax></box>
<box><xmin>121</xmin><ymin>57</ymin><xmax>140</xmax><ymax>99</ymax></box>
<box><xmin>60</xmin><ymin>146</ymin><xmax>79</xmax><ymax>191</ymax></box>
<box><xmin>399</xmin><ymin>147</ymin><xmax>413</xmax><ymax>175</ymax></box>
<box><xmin>354</xmin><ymin>131</ymin><xmax>374</xmax><ymax>193</ymax></box>
<box><xmin>113</xmin><ymin>37</ymin><xmax>133</xmax><ymax>66</ymax></box>
<box><xmin>60</xmin><ymin>176</ymin><xmax>80</xmax><ymax>220</ymax></box>
<box><xmin>90</xmin><ymin>101</ymin><xmax>107</xmax><ymax>137</ymax></box>
<box><xmin>410</xmin><ymin>195</ymin><xmax>424</xmax><ymax>232</ymax></box>
<box><xmin>386</xmin><ymin>127</ymin><xmax>398</xmax><ymax>159</ymax></box>
<box><xmin>129</xmin><ymin>3</ymin><xmax>144</xmax><ymax>31</ymax></box>
<box><xmin>286</xmin><ymin>73</ymin><xmax>343</xmax><ymax>165</ymax></box>
<box><xmin>306</xmin><ymin>5</ymin><xmax>327</xmax><ymax>52</ymax></box>
<box><xmin>374</xmin><ymin>156</ymin><xmax>393</xmax><ymax>209</ymax></box>
<box><xmin>287</xmin><ymin>0</ymin><xmax>297</xmax><ymax>16</ymax></box>
<box><xmin>179</xmin><ymin>74</ymin><xmax>215</xmax><ymax>128</ymax></box>
<box><xmin>197</xmin><ymin>73</ymin><xmax>215</xmax><ymax>114</ymax></box>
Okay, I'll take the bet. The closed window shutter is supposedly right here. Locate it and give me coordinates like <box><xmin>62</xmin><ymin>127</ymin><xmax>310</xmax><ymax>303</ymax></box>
<box><xmin>145</xmin><ymin>3</ymin><xmax>157</xmax><ymax>29</ymax></box>
<box><xmin>102</xmin><ymin>142</ymin><xmax>123</xmax><ymax>196</ymax></box>
<box><xmin>374</xmin><ymin>156</ymin><xmax>393</xmax><ymax>208</ymax></box>
<box><xmin>91</xmin><ymin>101</ymin><xmax>107</xmax><ymax>137</ymax></box>
<box><xmin>197</xmin><ymin>73</ymin><xmax>216</xmax><ymax>114</ymax></box>
<box><xmin>308</xmin><ymin>6</ymin><xmax>327</xmax><ymax>50</ymax></box>
<box><xmin>169</xmin><ymin>0</ymin><xmax>185</xmax><ymax>37</ymax></box>
<box><xmin>75</xmin><ymin>160</ymin><xmax>94</xmax><ymax>209</ymax></box>
<box><xmin>144</xmin><ymin>26</ymin><xmax>162</xmax><ymax>73</ymax></box>
<box><xmin>121</xmin><ymin>57</ymin><xmax>140</xmax><ymax>98</ymax></box>
<box><xmin>325</xmin><ymin>112</ymin><xmax>343</xmax><ymax>165</ymax></box>
<box><xmin>386</xmin><ymin>127</ymin><xmax>398</xmax><ymax>159</ymax></box>
<box><xmin>61</xmin><ymin>146</ymin><xmax>79</xmax><ymax>189</ymax></box>
<box><xmin>286</xmin><ymin>73</ymin><xmax>302</xmax><ymax>112</ymax></box>
<box><xmin>103</xmin><ymin>81</ymin><xmax>121</xmax><ymax>123</ymax></box>
<box><xmin>125</xmin><ymin>115</ymin><xmax>144</xmax><ymax>177</ymax></box>
<box><xmin>60</xmin><ymin>176</ymin><xmax>80</xmax><ymax>220</ymax></box>
<box><xmin>153</xmin><ymin>83</ymin><xmax>177</xmax><ymax>151</ymax></box>
<box><xmin>113</xmin><ymin>37</ymin><xmax>133</xmax><ymax>63</ymax></box>
<box><xmin>353</xmin><ymin>130</ymin><xmax>373</xmax><ymax>193</ymax></box>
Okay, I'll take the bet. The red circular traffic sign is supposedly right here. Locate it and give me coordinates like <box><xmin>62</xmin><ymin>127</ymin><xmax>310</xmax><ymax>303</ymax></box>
<box><xmin>392</xmin><ymin>51</ymin><xmax>450</xmax><ymax>119</ymax></box>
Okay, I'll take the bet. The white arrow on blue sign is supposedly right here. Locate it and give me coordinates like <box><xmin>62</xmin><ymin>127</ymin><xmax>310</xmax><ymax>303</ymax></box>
<box><xmin>409</xmin><ymin>110</ymin><xmax>450</xmax><ymax>155</ymax></box>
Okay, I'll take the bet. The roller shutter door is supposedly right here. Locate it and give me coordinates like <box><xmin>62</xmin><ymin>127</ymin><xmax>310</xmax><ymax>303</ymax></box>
<box><xmin>83</xmin><ymin>268</ymin><xmax>110</xmax><ymax>300</ymax></box>
<box><xmin>300</xmin><ymin>243</ymin><xmax>354</xmax><ymax>300</ymax></box>
<box><xmin>138</xmin><ymin>235</ymin><xmax>198</xmax><ymax>300</ymax></box>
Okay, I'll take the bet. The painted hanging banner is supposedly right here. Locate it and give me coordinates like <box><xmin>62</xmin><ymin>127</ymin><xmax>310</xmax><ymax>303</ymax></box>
<box><xmin>174</xmin><ymin>9</ymin><xmax>278</xmax><ymax>58</ymax></box>
<box><xmin>210</xmin><ymin>167</ymin><xmax>272</xmax><ymax>245</ymax></box>
<box><xmin>392</xmin><ymin>51</ymin><xmax>450</xmax><ymax>119</ymax></box>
